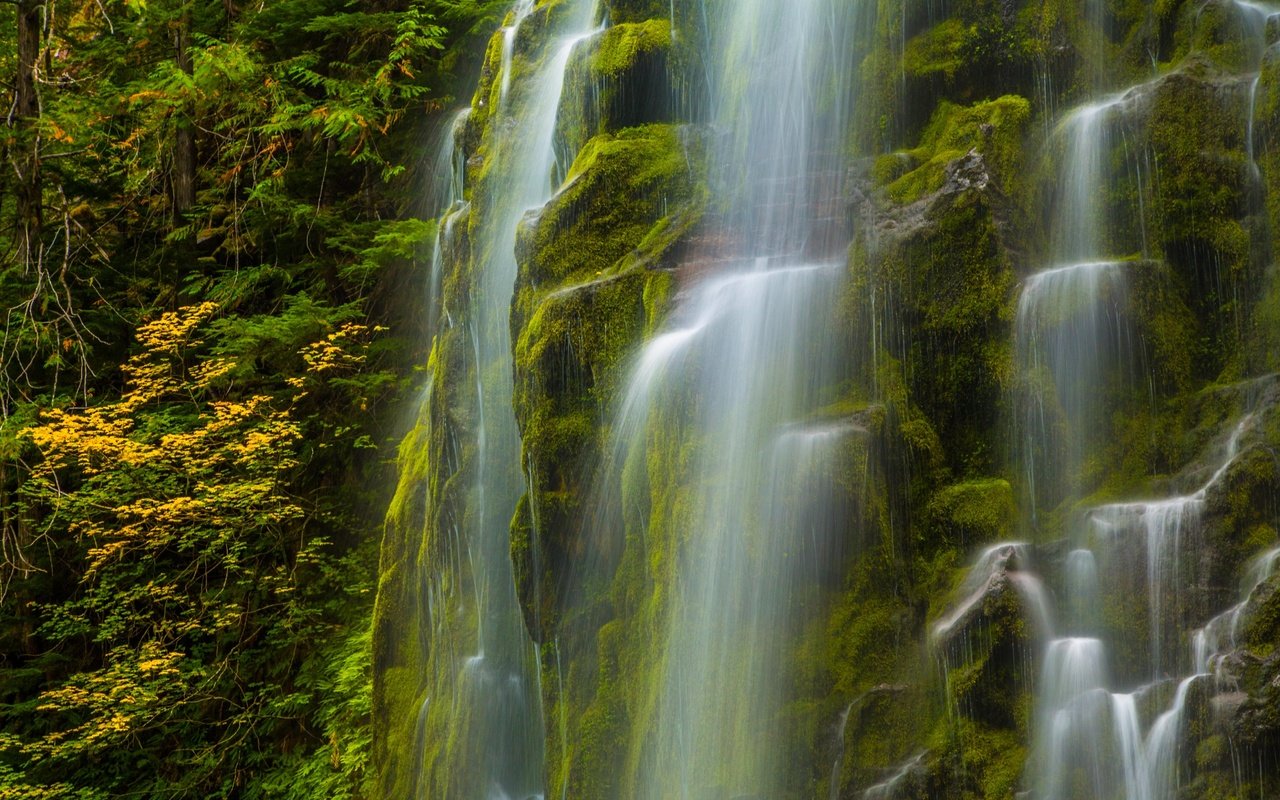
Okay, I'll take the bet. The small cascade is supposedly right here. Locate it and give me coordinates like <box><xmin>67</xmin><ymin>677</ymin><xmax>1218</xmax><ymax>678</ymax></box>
<box><xmin>1064</xmin><ymin>549</ymin><xmax>1101</xmax><ymax>635</ymax></box>
<box><xmin>429</xmin><ymin>200</ymin><xmax>468</xmax><ymax>334</ymax></box>
<box><xmin>830</xmin><ymin>702</ymin><xmax>855</xmax><ymax>800</ymax></box>
<box><xmin>1001</xmin><ymin>410</ymin><xmax>1265</xmax><ymax>800</ymax></box>
<box><xmin>1228</xmin><ymin>0</ymin><xmax>1280</xmax><ymax>72</ymax></box>
<box><xmin>931</xmin><ymin>542</ymin><xmax>1052</xmax><ymax>643</ymax></box>
<box><xmin>1003</xmin><ymin>28</ymin><xmax>1277</xmax><ymax>788</ymax></box>
<box><xmin>1016</xmin><ymin>260</ymin><xmax>1131</xmax><ymax>506</ymax></box>
<box><xmin>769</xmin><ymin>420</ymin><xmax>867</xmax><ymax>578</ymax></box>
<box><xmin>1194</xmin><ymin>546</ymin><xmax>1280</xmax><ymax>675</ymax></box>
<box><xmin>1091</xmin><ymin>498</ymin><xmax>1201</xmax><ymax>677</ymax></box>
<box><xmin>1049</xmin><ymin>100</ymin><xmax>1126</xmax><ymax>262</ymax></box>
<box><xmin>424</xmin><ymin>108</ymin><xmax>471</xmax><ymax>334</ymax></box>
<box><xmin>1230</xmin><ymin>0</ymin><xmax>1280</xmax><ymax>229</ymax></box>
<box><xmin>1035</xmin><ymin>637</ymin><xmax>1111</xmax><ymax>800</ymax></box>
<box><xmin>862</xmin><ymin>752</ymin><xmax>926</xmax><ymax>800</ymax></box>
<box><xmin>499</xmin><ymin>0</ymin><xmax>537</xmax><ymax>108</ymax></box>
<box><xmin>1016</xmin><ymin>73</ymin><xmax>1165</xmax><ymax>515</ymax></box>
<box><xmin>1090</xmin><ymin>415</ymin><xmax>1253</xmax><ymax>676</ymax></box>
<box><xmin>426</xmin><ymin>107</ymin><xmax>471</xmax><ymax>215</ymax></box>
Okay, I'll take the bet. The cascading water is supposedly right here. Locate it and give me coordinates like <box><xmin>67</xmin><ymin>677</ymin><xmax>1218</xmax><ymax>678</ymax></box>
<box><xmin>408</xmin><ymin>2</ymin><xmax>604</xmax><ymax>797</ymax></box>
<box><xmin>425</xmin><ymin>108</ymin><xmax>471</xmax><ymax>336</ymax></box>
<box><xmin>1194</xmin><ymin>546</ymin><xmax>1280</xmax><ymax>675</ymax></box>
<box><xmin>1016</xmin><ymin>86</ymin><xmax>1151</xmax><ymax>513</ymax></box>
<box><xmin>987</xmin><ymin>410</ymin><xmax>1267</xmax><ymax>800</ymax></box>
<box><xmin>377</xmin><ymin>0</ymin><xmax>1280</xmax><ymax>796</ymax></box>
<box><xmin>580</xmin><ymin>0</ymin><xmax>862</xmax><ymax>796</ymax></box>
<box><xmin>1048</xmin><ymin>100</ymin><xmax>1123</xmax><ymax>263</ymax></box>
<box><xmin>997</xmin><ymin>14</ymin><xmax>1280</xmax><ymax>795</ymax></box>
<box><xmin>1016</xmin><ymin>259</ymin><xmax>1131</xmax><ymax>507</ymax></box>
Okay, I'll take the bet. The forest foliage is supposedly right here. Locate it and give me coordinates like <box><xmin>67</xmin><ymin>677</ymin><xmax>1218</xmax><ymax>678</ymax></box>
<box><xmin>0</xmin><ymin>0</ymin><xmax>499</xmax><ymax>795</ymax></box>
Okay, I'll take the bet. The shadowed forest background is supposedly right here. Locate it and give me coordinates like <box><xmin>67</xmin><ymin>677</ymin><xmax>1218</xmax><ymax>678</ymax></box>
<box><xmin>0</xmin><ymin>2</ymin><xmax>499</xmax><ymax>796</ymax></box>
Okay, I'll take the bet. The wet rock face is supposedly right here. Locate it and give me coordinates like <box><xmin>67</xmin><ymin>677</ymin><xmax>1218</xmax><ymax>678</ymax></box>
<box><xmin>933</xmin><ymin>543</ymin><xmax>1035</xmax><ymax>651</ymax></box>
<box><xmin>928</xmin><ymin>543</ymin><xmax>1041</xmax><ymax>746</ymax></box>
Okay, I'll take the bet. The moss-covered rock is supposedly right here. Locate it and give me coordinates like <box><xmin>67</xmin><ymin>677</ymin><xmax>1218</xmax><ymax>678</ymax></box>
<box><xmin>518</xmin><ymin>124</ymin><xmax>703</xmax><ymax>288</ymax></box>
<box><xmin>926</xmin><ymin>479</ymin><xmax>1018</xmax><ymax>550</ymax></box>
<box><xmin>877</xmin><ymin>95</ymin><xmax>1032</xmax><ymax>204</ymax></box>
<box><xmin>557</xmin><ymin>20</ymin><xmax>678</xmax><ymax>159</ymax></box>
<box><xmin>508</xmin><ymin>122</ymin><xmax>705</xmax><ymax>646</ymax></box>
<box><xmin>853</xmin><ymin>149</ymin><xmax>1022</xmax><ymax>477</ymax></box>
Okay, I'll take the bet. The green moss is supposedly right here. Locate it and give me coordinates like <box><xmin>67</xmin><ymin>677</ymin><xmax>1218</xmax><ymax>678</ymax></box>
<box><xmin>853</xmin><ymin>166</ymin><xmax>1019</xmax><ymax>476</ymax></box>
<box><xmin>968</xmin><ymin>724</ymin><xmax>1027</xmax><ymax>800</ymax></box>
<box><xmin>926</xmin><ymin>479</ymin><xmax>1017</xmax><ymax>550</ymax></box>
<box><xmin>903</xmin><ymin>18</ymin><xmax>970</xmax><ymax>81</ymax></box>
<box><xmin>557</xmin><ymin>19</ymin><xmax>677</xmax><ymax>154</ymax></box>
<box><xmin>1186</xmin><ymin>0</ymin><xmax>1269</xmax><ymax>72</ymax></box>
<box><xmin>521</xmin><ymin>124</ymin><xmax>704</xmax><ymax>288</ymax></box>
<box><xmin>883</xmin><ymin>95</ymin><xmax>1031</xmax><ymax>204</ymax></box>
<box><xmin>641</xmin><ymin>270</ymin><xmax>673</xmax><ymax>334</ymax></box>
<box><xmin>605</xmin><ymin>0</ymin><xmax>669</xmax><ymax>24</ymax></box>
<box><xmin>593</xmin><ymin>19</ymin><xmax>671</xmax><ymax>78</ymax></box>
<box><xmin>1146</xmin><ymin>66</ymin><xmax>1255</xmax><ymax>378</ymax></box>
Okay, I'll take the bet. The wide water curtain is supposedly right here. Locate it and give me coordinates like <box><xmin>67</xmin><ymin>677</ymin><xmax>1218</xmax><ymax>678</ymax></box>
<box><xmin>600</xmin><ymin>0</ymin><xmax>864</xmax><ymax>797</ymax></box>
<box><xmin>371</xmin><ymin>0</ymin><xmax>1280</xmax><ymax>797</ymax></box>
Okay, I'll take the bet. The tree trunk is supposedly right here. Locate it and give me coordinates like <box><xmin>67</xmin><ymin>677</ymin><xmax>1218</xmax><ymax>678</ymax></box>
<box><xmin>14</xmin><ymin>0</ymin><xmax>43</xmax><ymax>268</ymax></box>
<box><xmin>172</xmin><ymin>8</ymin><xmax>197</xmax><ymax>215</ymax></box>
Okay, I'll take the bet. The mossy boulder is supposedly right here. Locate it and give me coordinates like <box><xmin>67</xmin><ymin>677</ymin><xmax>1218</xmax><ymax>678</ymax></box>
<box><xmin>517</xmin><ymin>124</ymin><xmax>704</xmax><ymax>288</ymax></box>
<box><xmin>1186</xmin><ymin>0</ymin><xmax>1275</xmax><ymax>73</ymax></box>
<box><xmin>890</xmin><ymin>0</ymin><xmax>1044</xmax><ymax>143</ymax></box>
<box><xmin>510</xmin><ymin>269</ymin><xmax>671</xmax><ymax>641</ymax></box>
<box><xmin>558</xmin><ymin>20</ymin><xmax>678</xmax><ymax>157</ymax></box>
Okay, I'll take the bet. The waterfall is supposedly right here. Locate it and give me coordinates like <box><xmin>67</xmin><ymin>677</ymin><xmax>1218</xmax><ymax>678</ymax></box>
<box><xmin>575</xmin><ymin>0</ymin><xmax>863</xmax><ymax>796</ymax></box>
<box><xmin>378</xmin><ymin>0</ymin><xmax>1280</xmax><ymax>795</ymax></box>
<box><xmin>1006</xmin><ymin>18</ymin><xmax>1274</xmax><ymax>790</ymax></box>
<box><xmin>1013</xmin><ymin>78</ymin><xmax>1153</xmax><ymax>514</ymax></box>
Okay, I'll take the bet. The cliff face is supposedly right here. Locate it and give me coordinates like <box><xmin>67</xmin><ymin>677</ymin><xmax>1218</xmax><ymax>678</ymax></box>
<box><xmin>374</xmin><ymin>0</ymin><xmax>1280</xmax><ymax>796</ymax></box>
